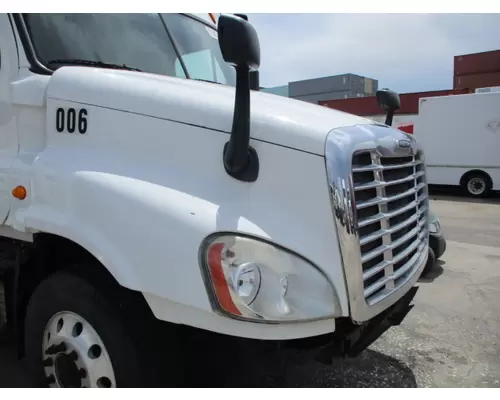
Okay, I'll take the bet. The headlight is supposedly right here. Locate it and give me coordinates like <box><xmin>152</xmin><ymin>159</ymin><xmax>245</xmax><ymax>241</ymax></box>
<box><xmin>199</xmin><ymin>233</ymin><xmax>339</xmax><ymax>323</ymax></box>
<box><xmin>429</xmin><ymin>220</ymin><xmax>440</xmax><ymax>234</ymax></box>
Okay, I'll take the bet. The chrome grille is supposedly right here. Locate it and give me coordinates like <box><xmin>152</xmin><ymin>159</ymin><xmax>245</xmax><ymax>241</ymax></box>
<box><xmin>352</xmin><ymin>150</ymin><xmax>428</xmax><ymax>305</ymax></box>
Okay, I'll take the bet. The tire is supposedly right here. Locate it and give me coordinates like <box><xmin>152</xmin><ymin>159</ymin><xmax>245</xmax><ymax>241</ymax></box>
<box><xmin>462</xmin><ymin>172</ymin><xmax>492</xmax><ymax>198</ymax></box>
<box><xmin>23</xmin><ymin>267</ymin><xmax>186</xmax><ymax>388</ymax></box>
<box><xmin>423</xmin><ymin>247</ymin><xmax>436</xmax><ymax>275</ymax></box>
<box><xmin>0</xmin><ymin>281</ymin><xmax>6</xmax><ymax>335</ymax></box>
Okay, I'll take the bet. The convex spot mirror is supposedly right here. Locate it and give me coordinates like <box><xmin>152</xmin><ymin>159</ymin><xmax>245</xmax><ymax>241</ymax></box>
<box><xmin>217</xmin><ymin>14</ymin><xmax>260</xmax><ymax>71</ymax></box>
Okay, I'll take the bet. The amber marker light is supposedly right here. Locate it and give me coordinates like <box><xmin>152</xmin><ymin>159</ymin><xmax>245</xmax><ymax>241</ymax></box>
<box><xmin>12</xmin><ymin>185</ymin><xmax>27</xmax><ymax>200</ymax></box>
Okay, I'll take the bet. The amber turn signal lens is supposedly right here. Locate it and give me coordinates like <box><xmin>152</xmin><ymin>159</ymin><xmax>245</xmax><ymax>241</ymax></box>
<box><xmin>12</xmin><ymin>185</ymin><xmax>27</xmax><ymax>200</ymax></box>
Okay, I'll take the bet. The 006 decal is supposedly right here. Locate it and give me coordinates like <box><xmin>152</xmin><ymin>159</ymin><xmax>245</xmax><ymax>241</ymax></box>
<box><xmin>56</xmin><ymin>107</ymin><xmax>88</xmax><ymax>134</ymax></box>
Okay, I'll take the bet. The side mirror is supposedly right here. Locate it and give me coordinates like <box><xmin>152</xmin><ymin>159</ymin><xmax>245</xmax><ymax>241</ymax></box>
<box><xmin>218</xmin><ymin>14</ymin><xmax>260</xmax><ymax>72</ymax></box>
<box><xmin>376</xmin><ymin>88</ymin><xmax>400</xmax><ymax>126</ymax></box>
<box><xmin>217</xmin><ymin>14</ymin><xmax>261</xmax><ymax>182</ymax></box>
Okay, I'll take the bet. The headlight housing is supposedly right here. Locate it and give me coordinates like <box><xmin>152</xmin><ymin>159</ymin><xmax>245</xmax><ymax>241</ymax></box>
<box><xmin>429</xmin><ymin>220</ymin><xmax>440</xmax><ymax>234</ymax></box>
<box><xmin>199</xmin><ymin>233</ymin><xmax>339</xmax><ymax>323</ymax></box>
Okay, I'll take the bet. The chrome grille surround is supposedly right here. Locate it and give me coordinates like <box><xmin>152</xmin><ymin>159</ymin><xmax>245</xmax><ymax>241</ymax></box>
<box><xmin>325</xmin><ymin>124</ymin><xmax>429</xmax><ymax>323</ymax></box>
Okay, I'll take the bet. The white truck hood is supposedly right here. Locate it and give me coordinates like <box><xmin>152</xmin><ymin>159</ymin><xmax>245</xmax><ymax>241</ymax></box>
<box><xmin>46</xmin><ymin>67</ymin><xmax>375</xmax><ymax>155</ymax></box>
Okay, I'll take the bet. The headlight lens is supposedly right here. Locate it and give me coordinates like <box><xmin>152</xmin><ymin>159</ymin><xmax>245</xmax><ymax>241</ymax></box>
<box><xmin>429</xmin><ymin>220</ymin><xmax>440</xmax><ymax>233</ymax></box>
<box><xmin>200</xmin><ymin>234</ymin><xmax>339</xmax><ymax>322</ymax></box>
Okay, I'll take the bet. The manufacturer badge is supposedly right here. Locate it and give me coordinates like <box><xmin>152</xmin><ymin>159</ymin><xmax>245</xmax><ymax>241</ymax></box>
<box><xmin>394</xmin><ymin>138</ymin><xmax>414</xmax><ymax>155</ymax></box>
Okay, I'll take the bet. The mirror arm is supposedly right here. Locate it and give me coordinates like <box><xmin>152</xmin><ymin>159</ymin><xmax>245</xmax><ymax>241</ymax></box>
<box><xmin>385</xmin><ymin>109</ymin><xmax>395</xmax><ymax>126</ymax></box>
<box><xmin>249</xmin><ymin>70</ymin><xmax>259</xmax><ymax>91</ymax></box>
<box><xmin>223</xmin><ymin>65</ymin><xmax>259</xmax><ymax>182</ymax></box>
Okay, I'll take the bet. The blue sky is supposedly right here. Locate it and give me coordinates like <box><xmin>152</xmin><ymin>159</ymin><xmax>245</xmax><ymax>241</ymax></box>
<box><xmin>246</xmin><ymin>13</ymin><xmax>500</xmax><ymax>93</ymax></box>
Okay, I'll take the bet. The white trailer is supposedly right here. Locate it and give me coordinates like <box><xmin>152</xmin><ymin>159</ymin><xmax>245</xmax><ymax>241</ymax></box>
<box><xmin>414</xmin><ymin>92</ymin><xmax>500</xmax><ymax>197</ymax></box>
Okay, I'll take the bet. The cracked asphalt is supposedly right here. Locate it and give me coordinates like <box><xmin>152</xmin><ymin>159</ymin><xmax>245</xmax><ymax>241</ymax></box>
<box><xmin>1</xmin><ymin>190</ymin><xmax>499</xmax><ymax>387</ymax></box>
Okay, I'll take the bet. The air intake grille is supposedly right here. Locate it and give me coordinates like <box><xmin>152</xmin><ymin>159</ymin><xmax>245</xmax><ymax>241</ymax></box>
<box><xmin>352</xmin><ymin>151</ymin><xmax>428</xmax><ymax>305</ymax></box>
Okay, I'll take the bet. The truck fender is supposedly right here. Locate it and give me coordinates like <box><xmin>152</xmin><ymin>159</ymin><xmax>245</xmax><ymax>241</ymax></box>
<box><xmin>14</xmin><ymin>170</ymin><xmax>226</xmax><ymax>314</ymax></box>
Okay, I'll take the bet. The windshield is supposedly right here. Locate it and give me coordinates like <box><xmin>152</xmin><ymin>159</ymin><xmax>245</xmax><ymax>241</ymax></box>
<box><xmin>22</xmin><ymin>13</ymin><xmax>236</xmax><ymax>86</ymax></box>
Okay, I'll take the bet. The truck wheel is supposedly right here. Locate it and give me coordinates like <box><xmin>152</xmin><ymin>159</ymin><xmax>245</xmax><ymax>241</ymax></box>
<box><xmin>462</xmin><ymin>172</ymin><xmax>491</xmax><ymax>197</ymax></box>
<box><xmin>24</xmin><ymin>268</ymin><xmax>185</xmax><ymax>388</ymax></box>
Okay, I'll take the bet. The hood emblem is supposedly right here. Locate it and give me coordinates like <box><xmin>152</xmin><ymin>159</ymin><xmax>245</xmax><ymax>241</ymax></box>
<box><xmin>397</xmin><ymin>139</ymin><xmax>412</xmax><ymax>148</ymax></box>
<box><xmin>394</xmin><ymin>138</ymin><xmax>415</xmax><ymax>155</ymax></box>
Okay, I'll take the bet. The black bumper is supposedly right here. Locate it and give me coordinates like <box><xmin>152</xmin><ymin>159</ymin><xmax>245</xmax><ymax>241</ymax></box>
<box><xmin>311</xmin><ymin>286</ymin><xmax>418</xmax><ymax>363</ymax></box>
<box><xmin>429</xmin><ymin>233</ymin><xmax>446</xmax><ymax>259</ymax></box>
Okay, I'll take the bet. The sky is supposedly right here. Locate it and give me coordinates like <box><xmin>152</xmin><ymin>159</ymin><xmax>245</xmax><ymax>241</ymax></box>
<box><xmin>245</xmin><ymin>13</ymin><xmax>500</xmax><ymax>93</ymax></box>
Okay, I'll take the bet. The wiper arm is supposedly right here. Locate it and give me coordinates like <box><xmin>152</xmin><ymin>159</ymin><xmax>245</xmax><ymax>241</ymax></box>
<box><xmin>47</xmin><ymin>59</ymin><xmax>143</xmax><ymax>72</ymax></box>
<box><xmin>193</xmin><ymin>78</ymin><xmax>221</xmax><ymax>85</ymax></box>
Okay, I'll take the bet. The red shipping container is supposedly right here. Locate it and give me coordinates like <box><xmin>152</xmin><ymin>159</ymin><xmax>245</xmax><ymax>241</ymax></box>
<box><xmin>319</xmin><ymin>88</ymin><xmax>470</xmax><ymax>116</ymax></box>
<box><xmin>454</xmin><ymin>71</ymin><xmax>500</xmax><ymax>90</ymax></box>
<box><xmin>454</xmin><ymin>50</ymin><xmax>500</xmax><ymax>76</ymax></box>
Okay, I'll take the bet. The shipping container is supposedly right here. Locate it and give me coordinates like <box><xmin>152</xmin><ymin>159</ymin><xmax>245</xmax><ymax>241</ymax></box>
<box><xmin>319</xmin><ymin>88</ymin><xmax>469</xmax><ymax>116</ymax></box>
<box><xmin>292</xmin><ymin>90</ymin><xmax>352</xmax><ymax>104</ymax></box>
<box><xmin>288</xmin><ymin>73</ymin><xmax>378</xmax><ymax>98</ymax></box>
<box><xmin>454</xmin><ymin>49</ymin><xmax>500</xmax><ymax>76</ymax></box>
<box><xmin>454</xmin><ymin>71</ymin><xmax>500</xmax><ymax>90</ymax></box>
<box><xmin>319</xmin><ymin>96</ymin><xmax>379</xmax><ymax>115</ymax></box>
<box><xmin>475</xmin><ymin>86</ymin><xmax>500</xmax><ymax>93</ymax></box>
<box><xmin>363</xmin><ymin>114</ymin><xmax>418</xmax><ymax>127</ymax></box>
<box><xmin>289</xmin><ymin>74</ymin><xmax>351</xmax><ymax>97</ymax></box>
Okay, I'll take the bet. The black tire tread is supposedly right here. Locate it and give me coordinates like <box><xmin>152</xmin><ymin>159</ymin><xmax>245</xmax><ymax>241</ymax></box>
<box><xmin>23</xmin><ymin>264</ymin><xmax>185</xmax><ymax>388</ymax></box>
<box><xmin>462</xmin><ymin>172</ymin><xmax>492</xmax><ymax>198</ymax></box>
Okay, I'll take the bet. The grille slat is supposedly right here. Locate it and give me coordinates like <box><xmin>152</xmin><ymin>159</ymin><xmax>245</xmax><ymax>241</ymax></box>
<box><xmin>354</xmin><ymin>170</ymin><xmax>425</xmax><ymax>191</ymax></box>
<box><xmin>352</xmin><ymin>149</ymin><xmax>428</xmax><ymax>305</ymax></box>
<box><xmin>362</xmin><ymin>229</ymin><xmax>427</xmax><ymax>281</ymax></box>
<box><xmin>364</xmin><ymin>242</ymin><xmax>426</xmax><ymax>302</ymax></box>
<box><xmin>357</xmin><ymin>194</ymin><xmax>426</xmax><ymax>228</ymax></box>
<box><xmin>356</xmin><ymin>182</ymin><xmax>426</xmax><ymax>210</ymax></box>
<box><xmin>364</xmin><ymin>240</ymin><xmax>426</xmax><ymax>299</ymax></box>
<box><xmin>361</xmin><ymin>223</ymin><xmax>423</xmax><ymax>264</ymax></box>
<box><xmin>359</xmin><ymin>212</ymin><xmax>425</xmax><ymax>246</ymax></box>
<box><xmin>352</xmin><ymin>159</ymin><xmax>424</xmax><ymax>173</ymax></box>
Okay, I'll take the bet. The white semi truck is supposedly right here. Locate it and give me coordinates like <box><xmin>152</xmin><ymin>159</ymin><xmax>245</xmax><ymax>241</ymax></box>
<box><xmin>0</xmin><ymin>13</ymin><xmax>429</xmax><ymax>387</ymax></box>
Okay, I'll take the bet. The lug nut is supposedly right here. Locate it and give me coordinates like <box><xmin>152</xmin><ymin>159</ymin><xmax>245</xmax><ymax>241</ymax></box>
<box><xmin>45</xmin><ymin>342</ymin><xmax>67</xmax><ymax>355</ymax></box>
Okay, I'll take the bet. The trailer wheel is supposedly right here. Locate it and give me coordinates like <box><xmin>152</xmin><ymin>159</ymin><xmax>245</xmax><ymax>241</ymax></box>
<box><xmin>24</xmin><ymin>268</ymin><xmax>185</xmax><ymax>388</ymax></box>
<box><xmin>461</xmin><ymin>171</ymin><xmax>492</xmax><ymax>197</ymax></box>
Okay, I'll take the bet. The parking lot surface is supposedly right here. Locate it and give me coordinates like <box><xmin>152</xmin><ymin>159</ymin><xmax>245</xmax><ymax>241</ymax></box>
<box><xmin>1</xmin><ymin>192</ymin><xmax>499</xmax><ymax>388</ymax></box>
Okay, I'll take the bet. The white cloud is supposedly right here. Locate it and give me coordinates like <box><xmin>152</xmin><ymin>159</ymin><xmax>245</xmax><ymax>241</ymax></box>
<box><xmin>247</xmin><ymin>13</ymin><xmax>500</xmax><ymax>93</ymax></box>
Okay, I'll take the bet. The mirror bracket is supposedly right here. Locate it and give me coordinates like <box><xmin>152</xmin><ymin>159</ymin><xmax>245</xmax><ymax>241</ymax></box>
<box><xmin>222</xmin><ymin>64</ymin><xmax>259</xmax><ymax>182</ymax></box>
<box><xmin>218</xmin><ymin>14</ymin><xmax>260</xmax><ymax>183</ymax></box>
<box><xmin>385</xmin><ymin>110</ymin><xmax>395</xmax><ymax>126</ymax></box>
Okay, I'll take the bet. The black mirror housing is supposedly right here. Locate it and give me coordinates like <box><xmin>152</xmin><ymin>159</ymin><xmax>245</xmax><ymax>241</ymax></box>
<box><xmin>217</xmin><ymin>14</ymin><xmax>260</xmax><ymax>71</ymax></box>
<box><xmin>376</xmin><ymin>88</ymin><xmax>401</xmax><ymax>112</ymax></box>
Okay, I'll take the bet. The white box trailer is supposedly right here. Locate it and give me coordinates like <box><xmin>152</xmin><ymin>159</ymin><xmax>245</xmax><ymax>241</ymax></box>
<box><xmin>414</xmin><ymin>91</ymin><xmax>500</xmax><ymax>197</ymax></box>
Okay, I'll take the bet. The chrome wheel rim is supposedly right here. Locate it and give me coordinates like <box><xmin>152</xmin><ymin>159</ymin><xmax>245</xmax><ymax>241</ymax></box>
<box><xmin>467</xmin><ymin>177</ymin><xmax>485</xmax><ymax>195</ymax></box>
<box><xmin>42</xmin><ymin>311</ymin><xmax>116</xmax><ymax>388</ymax></box>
